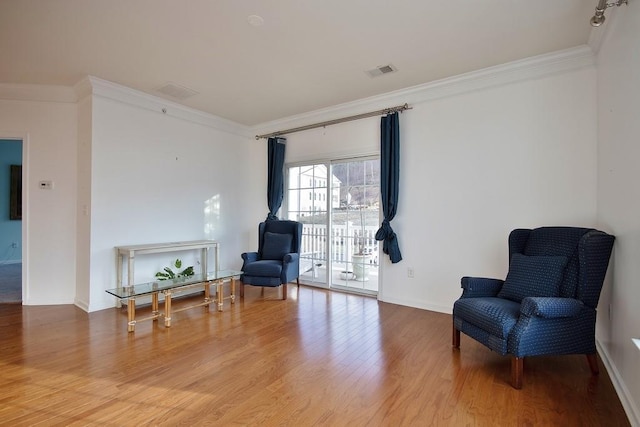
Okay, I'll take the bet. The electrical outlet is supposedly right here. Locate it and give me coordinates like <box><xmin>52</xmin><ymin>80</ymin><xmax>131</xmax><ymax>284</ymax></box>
<box><xmin>407</xmin><ymin>267</ymin><xmax>414</xmax><ymax>278</ymax></box>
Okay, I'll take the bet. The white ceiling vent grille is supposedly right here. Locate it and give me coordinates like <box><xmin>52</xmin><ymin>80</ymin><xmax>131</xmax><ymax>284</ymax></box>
<box><xmin>365</xmin><ymin>64</ymin><xmax>398</xmax><ymax>78</ymax></box>
<box><xmin>156</xmin><ymin>82</ymin><xmax>199</xmax><ymax>100</ymax></box>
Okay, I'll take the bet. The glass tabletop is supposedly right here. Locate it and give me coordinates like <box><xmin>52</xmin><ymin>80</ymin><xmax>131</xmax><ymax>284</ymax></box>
<box><xmin>105</xmin><ymin>269</ymin><xmax>243</xmax><ymax>299</ymax></box>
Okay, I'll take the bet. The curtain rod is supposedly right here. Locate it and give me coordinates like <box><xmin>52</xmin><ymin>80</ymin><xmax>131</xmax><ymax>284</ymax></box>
<box><xmin>255</xmin><ymin>103</ymin><xmax>412</xmax><ymax>140</ymax></box>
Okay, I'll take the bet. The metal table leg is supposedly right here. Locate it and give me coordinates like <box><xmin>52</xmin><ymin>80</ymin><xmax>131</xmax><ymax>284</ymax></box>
<box><xmin>164</xmin><ymin>290</ymin><xmax>172</xmax><ymax>327</ymax></box>
<box><xmin>127</xmin><ymin>297</ymin><xmax>136</xmax><ymax>332</ymax></box>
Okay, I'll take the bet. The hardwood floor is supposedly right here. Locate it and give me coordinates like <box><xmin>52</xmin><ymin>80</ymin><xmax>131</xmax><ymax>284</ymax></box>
<box><xmin>0</xmin><ymin>285</ymin><xmax>630</xmax><ymax>426</ymax></box>
<box><xmin>0</xmin><ymin>262</ymin><xmax>21</xmax><ymax>303</ymax></box>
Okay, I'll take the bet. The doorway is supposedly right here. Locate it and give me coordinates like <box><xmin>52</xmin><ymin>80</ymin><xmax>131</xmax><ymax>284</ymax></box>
<box><xmin>0</xmin><ymin>139</ymin><xmax>23</xmax><ymax>304</ymax></box>
<box><xmin>286</xmin><ymin>157</ymin><xmax>380</xmax><ymax>295</ymax></box>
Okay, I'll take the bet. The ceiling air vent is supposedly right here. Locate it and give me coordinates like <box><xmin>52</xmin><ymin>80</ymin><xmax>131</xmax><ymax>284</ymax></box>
<box><xmin>156</xmin><ymin>82</ymin><xmax>199</xmax><ymax>100</ymax></box>
<box><xmin>365</xmin><ymin>64</ymin><xmax>398</xmax><ymax>78</ymax></box>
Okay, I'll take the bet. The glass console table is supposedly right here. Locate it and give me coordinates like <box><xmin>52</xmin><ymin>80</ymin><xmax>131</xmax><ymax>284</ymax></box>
<box><xmin>106</xmin><ymin>269</ymin><xmax>242</xmax><ymax>332</ymax></box>
<box><xmin>116</xmin><ymin>240</ymin><xmax>219</xmax><ymax>292</ymax></box>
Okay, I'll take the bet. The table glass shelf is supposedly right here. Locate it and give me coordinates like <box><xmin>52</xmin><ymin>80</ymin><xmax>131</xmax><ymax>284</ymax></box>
<box><xmin>106</xmin><ymin>269</ymin><xmax>242</xmax><ymax>299</ymax></box>
<box><xmin>106</xmin><ymin>269</ymin><xmax>242</xmax><ymax>332</ymax></box>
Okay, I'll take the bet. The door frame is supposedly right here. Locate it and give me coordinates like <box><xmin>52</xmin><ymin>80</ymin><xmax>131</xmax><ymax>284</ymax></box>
<box><xmin>285</xmin><ymin>155</ymin><xmax>381</xmax><ymax>294</ymax></box>
<box><xmin>1</xmin><ymin>132</ymin><xmax>28</xmax><ymax>303</ymax></box>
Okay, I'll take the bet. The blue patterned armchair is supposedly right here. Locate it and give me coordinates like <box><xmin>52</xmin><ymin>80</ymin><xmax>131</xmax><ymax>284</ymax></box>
<box><xmin>240</xmin><ymin>220</ymin><xmax>303</xmax><ymax>301</ymax></box>
<box><xmin>453</xmin><ymin>227</ymin><xmax>615</xmax><ymax>389</ymax></box>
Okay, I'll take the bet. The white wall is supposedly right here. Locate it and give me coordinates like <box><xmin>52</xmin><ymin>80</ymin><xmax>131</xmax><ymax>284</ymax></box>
<box><xmin>594</xmin><ymin>5</ymin><xmax>640</xmax><ymax>424</ymax></box>
<box><xmin>75</xmin><ymin>94</ymin><xmax>92</xmax><ymax>309</ymax></box>
<box><xmin>0</xmin><ymin>96</ymin><xmax>78</xmax><ymax>304</ymax></box>
<box><xmin>269</xmin><ymin>63</ymin><xmax>598</xmax><ymax>313</ymax></box>
<box><xmin>0</xmin><ymin>81</ymin><xmax>267</xmax><ymax>312</ymax></box>
<box><xmin>82</xmin><ymin>83</ymin><xmax>263</xmax><ymax>312</ymax></box>
<box><xmin>0</xmin><ymin>51</ymin><xmax>603</xmax><ymax>317</ymax></box>
<box><xmin>395</xmin><ymin>69</ymin><xmax>598</xmax><ymax>311</ymax></box>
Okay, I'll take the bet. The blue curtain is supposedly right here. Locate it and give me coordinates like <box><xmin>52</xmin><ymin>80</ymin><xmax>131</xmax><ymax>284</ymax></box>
<box><xmin>375</xmin><ymin>113</ymin><xmax>402</xmax><ymax>263</ymax></box>
<box><xmin>266</xmin><ymin>137</ymin><xmax>286</xmax><ymax>220</ymax></box>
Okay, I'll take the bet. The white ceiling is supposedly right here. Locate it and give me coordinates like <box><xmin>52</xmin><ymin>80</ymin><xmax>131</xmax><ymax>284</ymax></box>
<box><xmin>0</xmin><ymin>1</ymin><xmax>599</xmax><ymax>126</ymax></box>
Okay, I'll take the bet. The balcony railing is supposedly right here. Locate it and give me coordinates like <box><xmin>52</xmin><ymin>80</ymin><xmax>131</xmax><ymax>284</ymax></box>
<box><xmin>300</xmin><ymin>223</ymin><xmax>378</xmax><ymax>265</ymax></box>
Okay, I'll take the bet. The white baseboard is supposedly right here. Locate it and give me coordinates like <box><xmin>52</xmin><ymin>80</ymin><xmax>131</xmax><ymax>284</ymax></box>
<box><xmin>597</xmin><ymin>340</ymin><xmax>640</xmax><ymax>427</ymax></box>
<box><xmin>23</xmin><ymin>297</ymin><xmax>75</xmax><ymax>306</ymax></box>
<box><xmin>74</xmin><ymin>298</ymin><xmax>90</xmax><ymax>312</ymax></box>
<box><xmin>378</xmin><ymin>294</ymin><xmax>452</xmax><ymax>314</ymax></box>
<box><xmin>0</xmin><ymin>259</ymin><xmax>21</xmax><ymax>265</ymax></box>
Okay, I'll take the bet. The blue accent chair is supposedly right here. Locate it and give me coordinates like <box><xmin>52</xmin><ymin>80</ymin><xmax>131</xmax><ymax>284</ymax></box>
<box><xmin>452</xmin><ymin>227</ymin><xmax>615</xmax><ymax>389</ymax></box>
<box><xmin>240</xmin><ymin>220</ymin><xmax>303</xmax><ymax>300</ymax></box>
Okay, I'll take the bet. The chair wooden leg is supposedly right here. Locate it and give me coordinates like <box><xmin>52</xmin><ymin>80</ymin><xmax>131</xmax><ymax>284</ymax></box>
<box><xmin>239</xmin><ymin>282</ymin><xmax>244</xmax><ymax>298</ymax></box>
<box><xmin>282</xmin><ymin>283</ymin><xmax>287</xmax><ymax>300</ymax></box>
<box><xmin>452</xmin><ymin>324</ymin><xmax>460</xmax><ymax>348</ymax></box>
<box><xmin>586</xmin><ymin>353</ymin><xmax>600</xmax><ymax>375</ymax></box>
<box><xmin>511</xmin><ymin>357</ymin><xmax>523</xmax><ymax>389</ymax></box>
<box><xmin>296</xmin><ymin>277</ymin><xmax>300</xmax><ymax>287</ymax></box>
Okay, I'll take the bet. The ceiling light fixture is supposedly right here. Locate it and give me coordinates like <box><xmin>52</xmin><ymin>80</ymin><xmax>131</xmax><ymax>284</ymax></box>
<box><xmin>590</xmin><ymin>0</ymin><xmax>628</xmax><ymax>27</ymax></box>
<box><xmin>248</xmin><ymin>15</ymin><xmax>264</xmax><ymax>27</ymax></box>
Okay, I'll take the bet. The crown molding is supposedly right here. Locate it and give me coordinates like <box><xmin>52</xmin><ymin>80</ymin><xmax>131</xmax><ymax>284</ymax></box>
<box><xmin>2</xmin><ymin>45</ymin><xmax>595</xmax><ymax>140</ymax></box>
<box><xmin>0</xmin><ymin>83</ymin><xmax>77</xmax><ymax>103</ymax></box>
<box><xmin>251</xmin><ymin>45</ymin><xmax>596</xmax><ymax>136</ymax></box>
<box><xmin>73</xmin><ymin>76</ymin><xmax>93</xmax><ymax>102</ymax></box>
<box><xmin>0</xmin><ymin>77</ymin><xmax>251</xmax><ymax>138</ymax></box>
<box><xmin>83</xmin><ymin>76</ymin><xmax>252</xmax><ymax>138</ymax></box>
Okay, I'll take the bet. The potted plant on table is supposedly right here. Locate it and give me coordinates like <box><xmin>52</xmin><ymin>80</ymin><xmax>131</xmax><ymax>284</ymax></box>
<box><xmin>155</xmin><ymin>259</ymin><xmax>195</xmax><ymax>281</ymax></box>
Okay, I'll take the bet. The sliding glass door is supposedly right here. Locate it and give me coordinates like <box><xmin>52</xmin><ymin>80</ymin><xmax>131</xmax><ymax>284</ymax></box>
<box><xmin>286</xmin><ymin>158</ymin><xmax>380</xmax><ymax>294</ymax></box>
<box><xmin>287</xmin><ymin>165</ymin><xmax>331</xmax><ymax>287</ymax></box>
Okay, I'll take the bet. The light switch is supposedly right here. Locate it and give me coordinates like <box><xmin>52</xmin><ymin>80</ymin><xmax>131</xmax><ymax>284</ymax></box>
<box><xmin>39</xmin><ymin>180</ymin><xmax>54</xmax><ymax>189</ymax></box>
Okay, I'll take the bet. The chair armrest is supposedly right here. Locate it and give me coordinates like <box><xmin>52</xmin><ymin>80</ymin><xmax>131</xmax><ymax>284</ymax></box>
<box><xmin>520</xmin><ymin>297</ymin><xmax>584</xmax><ymax>319</ymax></box>
<box><xmin>460</xmin><ymin>277</ymin><xmax>504</xmax><ymax>298</ymax></box>
<box><xmin>241</xmin><ymin>252</ymin><xmax>259</xmax><ymax>262</ymax></box>
<box><xmin>283</xmin><ymin>253</ymin><xmax>299</xmax><ymax>264</ymax></box>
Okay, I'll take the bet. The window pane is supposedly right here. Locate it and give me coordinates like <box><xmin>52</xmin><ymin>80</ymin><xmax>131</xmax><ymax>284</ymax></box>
<box><xmin>288</xmin><ymin>189</ymin><xmax>300</xmax><ymax>212</ymax></box>
<box><xmin>363</xmin><ymin>160</ymin><xmax>380</xmax><ymax>186</ymax></box>
<box><xmin>288</xmin><ymin>166</ymin><xmax>301</xmax><ymax>189</ymax></box>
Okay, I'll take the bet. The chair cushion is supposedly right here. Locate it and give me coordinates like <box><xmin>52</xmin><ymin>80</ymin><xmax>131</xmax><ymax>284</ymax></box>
<box><xmin>497</xmin><ymin>254</ymin><xmax>568</xmax><ymax>303</ymax></box>
<box><xmin>262</xmin><ymin>232</ymin><xmax>293</xmax><ymax>260</ymax></box>
<box><xmin>454</xmin><ymin>297</ymin><xmax>521</xmax><ymax>339</ymax></box>
<box><xmin>522</xmin><ymin>227</ymin><xmax>590</xmax><ymax>298</ymax></box>
<box><xmin>242</xmin><ymin>260</ymin><xmax>283</xmax><ymax>277</ymax></box>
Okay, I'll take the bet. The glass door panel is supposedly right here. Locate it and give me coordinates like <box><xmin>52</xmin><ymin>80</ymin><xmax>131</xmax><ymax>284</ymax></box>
<box><xmin>329</xmin><ymin>159</ymin><xmax>379</xmax><ymax>294</ymax></box>
<box><xmin>287</xmin><ymin>158</ymin><xmax>379</xmax><ymax>294</ymax></box>
<box><xmin>287</xmin><ymin>165</ymin><xmax>329</xmax><ymax>287</ymax></box>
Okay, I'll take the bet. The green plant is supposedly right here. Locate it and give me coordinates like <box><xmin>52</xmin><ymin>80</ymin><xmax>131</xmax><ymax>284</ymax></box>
<box><xmin>155</xmin><ymin>259</ymin><xmax>194</xmax><ymax>281</ymax></box>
